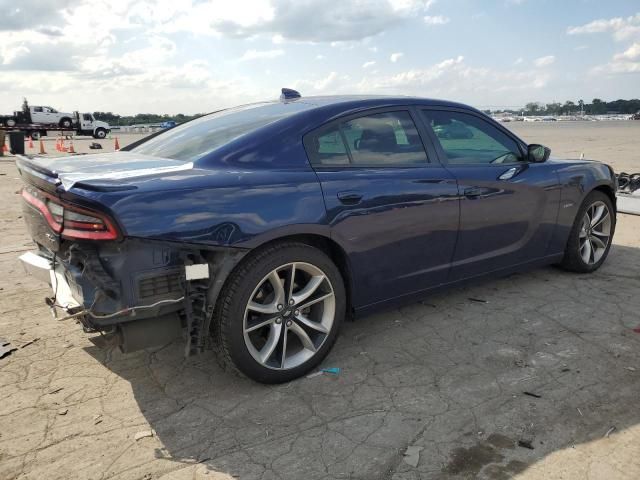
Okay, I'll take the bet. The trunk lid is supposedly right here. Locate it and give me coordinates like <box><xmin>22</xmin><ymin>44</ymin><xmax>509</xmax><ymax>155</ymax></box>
<box><xmin>16</xmin><ymin>152</ymin><xmax>193</xmax><ymax>191</ymax></box>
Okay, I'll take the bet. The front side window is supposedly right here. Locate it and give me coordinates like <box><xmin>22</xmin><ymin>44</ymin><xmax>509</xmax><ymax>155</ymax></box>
<box><xmin>308</xmin><ymin>111</ymin><xmax>428</xmax><ymax>166</ymax></box>
<box><xmin>34</xmin><ymin>107</ymin><xmax>43</xmax><ymax>113</ymax></box>
<box><xmin>421</xmin><ymin>110</ymin><xmax>523</xmax><ymax>165</ymax></box>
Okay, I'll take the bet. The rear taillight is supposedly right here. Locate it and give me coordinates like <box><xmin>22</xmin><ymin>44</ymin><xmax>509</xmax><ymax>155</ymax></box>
<box><xmin>21</xmin><ymin>188</ymin><xmax>119</xmax><ymax>240</ymax></box>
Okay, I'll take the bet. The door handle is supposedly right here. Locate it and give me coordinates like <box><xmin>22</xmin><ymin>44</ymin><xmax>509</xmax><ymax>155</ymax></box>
<box><xmin>498</xmin><ymin>164</ymin><xmax>528</xmax><ymax>180</ymax></box>
<box><xmin>337</xmin><ymin>191</ymin><xmax>363</xmax><ymax>205</ymax></box>
<box><xmin>463</xmin><ymin>187</ymin><xmax>485</xmax><ymax>198</ymax></box>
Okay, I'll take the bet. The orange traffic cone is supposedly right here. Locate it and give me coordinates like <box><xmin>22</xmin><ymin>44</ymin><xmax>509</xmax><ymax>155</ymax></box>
<box><xmin>114</xmin><ymin>137</ymin><xmax>120</xmax><ymax>150</ymax></box>
<box><xmin>55</xmin><ymin>138</ymin><xmax>61</xmax><ymax>152</ymax></box>
<box><xmin>68</xmin><ymin>141</ymin><xmax>75</xmax><ymax>154</ymax></box>
<box><xmin>39</xmin><ymin>139</ymin><xmax>46</xmax><ymax>154</ymax></box>
<box><xmin>2</xmin><ymin>141</ymin><xmax>8</xmax><ymax>154</ymax></box>
<box><xmin>27</xmin><ymin>136</ymin><xmax>34</xmax><ymax>149</ymax></box>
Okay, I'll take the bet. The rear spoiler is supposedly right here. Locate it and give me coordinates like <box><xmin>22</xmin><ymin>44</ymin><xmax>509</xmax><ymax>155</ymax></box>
<box><xmin>15</xmin><ymin>155</ymin><xmax>63</xmax><ymax>194</ymax></box>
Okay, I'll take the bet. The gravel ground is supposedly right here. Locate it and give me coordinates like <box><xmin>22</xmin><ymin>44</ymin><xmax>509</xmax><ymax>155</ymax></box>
<box><xmin>0</xmin><ymin>123</ymin><xmax>639</xmax><ymax>480</ymax></box>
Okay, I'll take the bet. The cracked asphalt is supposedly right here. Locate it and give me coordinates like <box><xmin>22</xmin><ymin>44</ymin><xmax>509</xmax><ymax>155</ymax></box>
<box><xmin>1</xmin><ymin>125</ymin><xmax>640</xmax><ymax>479</ymax></box>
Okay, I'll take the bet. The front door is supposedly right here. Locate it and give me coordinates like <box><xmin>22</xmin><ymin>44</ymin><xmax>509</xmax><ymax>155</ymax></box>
<box><xmin>420</xmin><ymin>108</ymin><xmax>561</xmax><ymax>281</ymax></box>
<box><xmin>305</xmin><ymin>109</ymin><xmax>460</xmax><ymax>308</ymax></box>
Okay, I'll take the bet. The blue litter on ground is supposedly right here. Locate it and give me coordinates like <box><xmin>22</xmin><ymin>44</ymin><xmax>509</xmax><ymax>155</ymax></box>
<box><xmin>321</xmin><ymin>367</ymin><xmax>341</xmax><ymax>375</ymax></box>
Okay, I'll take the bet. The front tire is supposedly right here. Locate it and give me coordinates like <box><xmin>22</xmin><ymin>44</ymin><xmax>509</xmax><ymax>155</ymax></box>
<box><xmin>215</xmin><ymin>242</ymin><xmax>345</xmax><ymax>383</ymax></box>
<box><xmin>560</xmin><ymin>191</ymin><xmax>615</xmax><ymax>273</ymax></box>
<box><xmin>94</xmin><ymin>128</ymin><xmax>107</xmax><ymax>139</ymax></box>
<box><xmin>59</xmin><ymin>118</ymin><xmax>72</xmax><ymax>129</ymax></box>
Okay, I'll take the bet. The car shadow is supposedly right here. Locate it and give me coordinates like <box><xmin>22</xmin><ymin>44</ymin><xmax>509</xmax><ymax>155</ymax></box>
<box><xmin>84</xmin><ymin>242</ymin><xmax>640</xmax><ymax>479</ymax></box>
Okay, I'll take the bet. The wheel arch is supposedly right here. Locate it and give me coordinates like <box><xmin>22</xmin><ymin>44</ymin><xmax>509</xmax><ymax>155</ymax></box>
<box><xmin>591</xmin><ymin>184</ymin><xmax>617</xmax><ymax>211</ymax></box>
<box><xmin>219</xmin><ymin>233</ymin><xmax>355</xmax><ymax>314</ymax></box>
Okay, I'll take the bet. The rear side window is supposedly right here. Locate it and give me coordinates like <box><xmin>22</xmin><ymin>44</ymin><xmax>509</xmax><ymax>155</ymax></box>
<box><xmin>131</xmin><ymin>102</ymin><xmax>311</xmax><ymax>161</ymax></box>
<box><xmin>421</xmin><ymin>110</ymin><xmax>523</xmax><ymax>165</ymax></box>
<box><xmin>308</xmin><ymin>111</ymin><xmax>428</xmax><ymax>166</ymax></box>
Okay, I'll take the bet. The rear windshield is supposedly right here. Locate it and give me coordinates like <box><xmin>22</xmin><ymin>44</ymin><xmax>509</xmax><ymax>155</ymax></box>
<box><xmin>131</xmin><ymin>102</ymin><xmax>310</xmax><ymax>161</ymax></box>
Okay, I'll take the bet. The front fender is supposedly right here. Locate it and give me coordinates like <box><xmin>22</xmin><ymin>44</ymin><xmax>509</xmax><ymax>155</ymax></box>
<box><xmin>548</xmin><ymin>160</ymin><xmax>616</xmax><ymax>254</ymax></box>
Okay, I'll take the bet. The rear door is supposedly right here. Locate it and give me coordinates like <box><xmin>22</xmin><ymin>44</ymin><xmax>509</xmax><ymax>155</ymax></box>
<box><xmin>305</xmin><ymin>108</ymin><xmax>460</xmax><ymax>308</ymax></box>
<box><xmin>419</xmin><ymin>108</ymin><xmax>561</xmax><ymax>280</ymax></box>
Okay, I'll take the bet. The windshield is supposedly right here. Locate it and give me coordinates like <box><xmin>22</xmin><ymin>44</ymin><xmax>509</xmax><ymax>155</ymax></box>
<box><xmin>131</xmin><ymin>102</ymin><xmax>311</xmax><ymax>161</ymax></box>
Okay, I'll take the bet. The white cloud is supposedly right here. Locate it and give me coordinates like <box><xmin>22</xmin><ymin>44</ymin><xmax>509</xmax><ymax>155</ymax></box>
<box><xmin>424</xmin><ymin>15</ymin><xmax>449</xmax><ymax>25</ymax></box>
<box><xmin>238</xmin><ymin>48</ymin><xmax>284</xmax><ymax>61</ymax></box>
<box><xmin>534</xmin><ymin>55</ymin><xmax>555</xmax><ymax>67</ymax></box>
<box><xmin>567</xmin><ymin>13</ymin><xmax>640</xmax><ymax>41</ymax></box>
<box><xmin>214</xmin><ymin>0</ymin><xmax>435</xmax><ymax>42</ymax></box>
<box><xmin>592</xmin><ymin>42</ymin><xmax>640</xmax><ymax>76</ymax></box>
<box><xmin>390</xmin><ymin>52</ymin><xmax>404</xmax><ymax>63</ymax></box>
<box><xmin>570</xmin><ymin>14</ymin><xmax>640</xmax><ymax>77</ymax></box>
<box><xmin>353</xmin><ymin>55</ymin><xmax>551</xmax><ymax>97</ymax></box>
<box><xmin>614</xmin><ymin>42</ymin><xmax>640</xmax><ymax>61</ymax></box>
<box><xmin>362</xmin><ymin>61</ymin><xmax>376</xmax><ymax>69</ymax></box>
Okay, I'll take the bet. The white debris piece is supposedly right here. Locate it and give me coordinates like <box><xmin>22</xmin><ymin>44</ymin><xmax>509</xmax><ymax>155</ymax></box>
<box><xmin>403</xmin><ymin>445</ymin><xmax>423</xmax><ymax>467</ymax></box>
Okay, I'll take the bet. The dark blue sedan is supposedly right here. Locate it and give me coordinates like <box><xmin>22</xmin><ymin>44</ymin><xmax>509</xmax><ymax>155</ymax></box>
<box><xmin>17</xmin><ymin>90</ymin><xmax>617</xmax><ymax>383</ymax></box>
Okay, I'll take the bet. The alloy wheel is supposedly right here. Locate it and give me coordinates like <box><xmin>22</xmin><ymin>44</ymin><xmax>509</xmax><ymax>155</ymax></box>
<box><xmin>579</xmin><ymin>200</ymin><xmax>612</xmax><ymax>265</ymax></box>
<box><xmin>243</xmin><ymin>262</ymin><xmax>335</xmax><ymax>370</ymax></box>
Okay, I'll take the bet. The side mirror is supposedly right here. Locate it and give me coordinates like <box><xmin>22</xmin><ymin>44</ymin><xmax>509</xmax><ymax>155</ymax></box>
<box><xmin>528</xmin><ymin>144</ymin><xmax>551</xmax><ymax>163</ymax></box>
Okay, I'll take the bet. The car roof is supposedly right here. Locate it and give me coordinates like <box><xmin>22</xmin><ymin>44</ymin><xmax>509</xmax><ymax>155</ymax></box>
<box><xmin>293</xmin><ymin>94</ymin><xmax>470</xmax><ymax>109</ymax></box>
<box><xmin>228</xmin><ymin>95</ymin><xmax>481</xmax><ymax>133</ymax></box>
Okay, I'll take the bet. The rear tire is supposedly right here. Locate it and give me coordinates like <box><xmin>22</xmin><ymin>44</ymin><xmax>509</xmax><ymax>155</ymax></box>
<box><xmin>559</xmin><ymin>191</ymin><xmax>615</xmax><ymax>273</ymax></box>
<box><xmin>214</xmin><ymin>242</ymin><xmax>345</xmax><ymax>383</ymax></box>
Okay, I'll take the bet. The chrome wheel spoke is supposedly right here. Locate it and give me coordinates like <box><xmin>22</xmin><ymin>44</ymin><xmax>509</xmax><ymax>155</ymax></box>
<box><xmin>280</xmin><ymin>327</ymin><xmax>288</xmax><ymax>368</ymax></box>
<box><xmin>590</xmin><ymin>235</ymin><xmax>606</xmax><ymax>250</ymax></box>
<box><xmin>298</xmin><ymin>292</ymin><xmax>334</xmax><ymax>311</ymax></box>
<box><xmin>292</xmin><ymin>275</ymin><xmax>324</xmax><ymax>305</ymax></box>
<box><xmin>288</xmin><ymin>321</ymin><xmax>317</xmax><ymax>353</ymax></box>
<box><xmin>295</xmin><ymin>312</ymin><xmax>329</xmax><ymax>334</ymax></box>
<box><xmin>245</xmin><ymin>316</ymin><xmax>278</xmax><ymax>333</ymax></box>
<box><xmin>247</xmin><ymin>301</ymin><xmax>279</xmax><ymax>315</ymax></box>
<box><xmin>268</xmin><ymin>270</ymin><xmax>286</xmax><ymax>307</ymax></box>
<box><xmin>259</xmin><ymin>323</ymin><xmax>283</xmax><ymax>364</ymax></box>
<box><xmin>590</xmin><ymin>204</ymin><xmax>605</xmax><ymax>227</ymax></box>
<box><xmin>593</xmin><ymin>210</ymin><xmax>609</xmax><ymax>230</ymax></box>
<box><xmin>580</xmin><ymin>237</ymin><xmax>592</xmax><ymax>263</ymax></box>
<box><xmin>286</xmin><ymin>264</ymin><xmax>296</xmax><ymax>303</ymax></box>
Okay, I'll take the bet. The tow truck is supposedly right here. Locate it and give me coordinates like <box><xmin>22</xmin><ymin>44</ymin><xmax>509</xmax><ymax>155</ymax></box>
<box><xmin>0</xmin><ymin>99</ymin><xmax>111</xmax><ymax>139</ymax></box>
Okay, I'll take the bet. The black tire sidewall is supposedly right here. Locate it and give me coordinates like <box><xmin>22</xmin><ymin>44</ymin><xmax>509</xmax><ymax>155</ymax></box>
<box><xmin>563</xmin><ymin>191</ymin><xmax>616</xmax><ymax>272</ymax></box>
<box><xmin>221</xmin><ymin>244</ymin><xmax>345</xmax><ymax>383</ymax></box>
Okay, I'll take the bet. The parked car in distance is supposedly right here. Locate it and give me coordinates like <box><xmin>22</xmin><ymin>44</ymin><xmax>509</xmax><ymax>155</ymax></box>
<box><xmin>160</xmin><ymin>120</ymin><xmax>177</xmax><ymax>129</ymax></box>
<box><xmin>433</xmin><ymin>119</ymin><xmax>474</xmax><ymax>139</ymax></box>
<box><xmin>17</xmin><ymin>90</ymin><xmax>617</xmax><ymax>383</ymax></box>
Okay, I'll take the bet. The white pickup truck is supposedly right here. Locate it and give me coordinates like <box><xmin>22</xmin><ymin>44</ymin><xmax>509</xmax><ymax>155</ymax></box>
<box><xmin>29</xmin><ymin>105</ymin><xmax>75</xmax><ymax>128</ymax></box>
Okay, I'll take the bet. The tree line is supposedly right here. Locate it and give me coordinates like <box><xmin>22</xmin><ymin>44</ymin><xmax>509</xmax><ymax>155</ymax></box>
<box><xmin>488</xmin><ymin>98</ymin><xmax>640</xmax><ymax>116</ymax></box>
<box><xmin>92</xmin><ymin>112</ymin><xmax>204</xmax><ymax>126</ymax></box>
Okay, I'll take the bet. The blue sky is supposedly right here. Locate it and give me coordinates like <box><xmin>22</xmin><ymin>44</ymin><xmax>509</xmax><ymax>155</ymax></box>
<box><xmin>1</xmin><ymin>0</ymin><xmax>638</xmax><ymax>114</ymax></box>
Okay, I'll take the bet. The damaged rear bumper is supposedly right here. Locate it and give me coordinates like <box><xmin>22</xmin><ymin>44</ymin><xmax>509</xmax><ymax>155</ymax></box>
<box><xmin>19</xmin><ymin>239</ymin><xmax>246</xmax><ymax>353</ymax></box>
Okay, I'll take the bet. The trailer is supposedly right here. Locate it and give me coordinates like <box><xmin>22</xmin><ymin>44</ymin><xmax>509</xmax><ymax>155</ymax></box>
<box><xmin>0</xmin><ymin>111</ymin><xmax>110</xmax><ymax>139</ymax></box>
<box><xmin>0</xmin><ymin>99</ymin><xmax>110</xmax><ymax>139</ymax></box>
